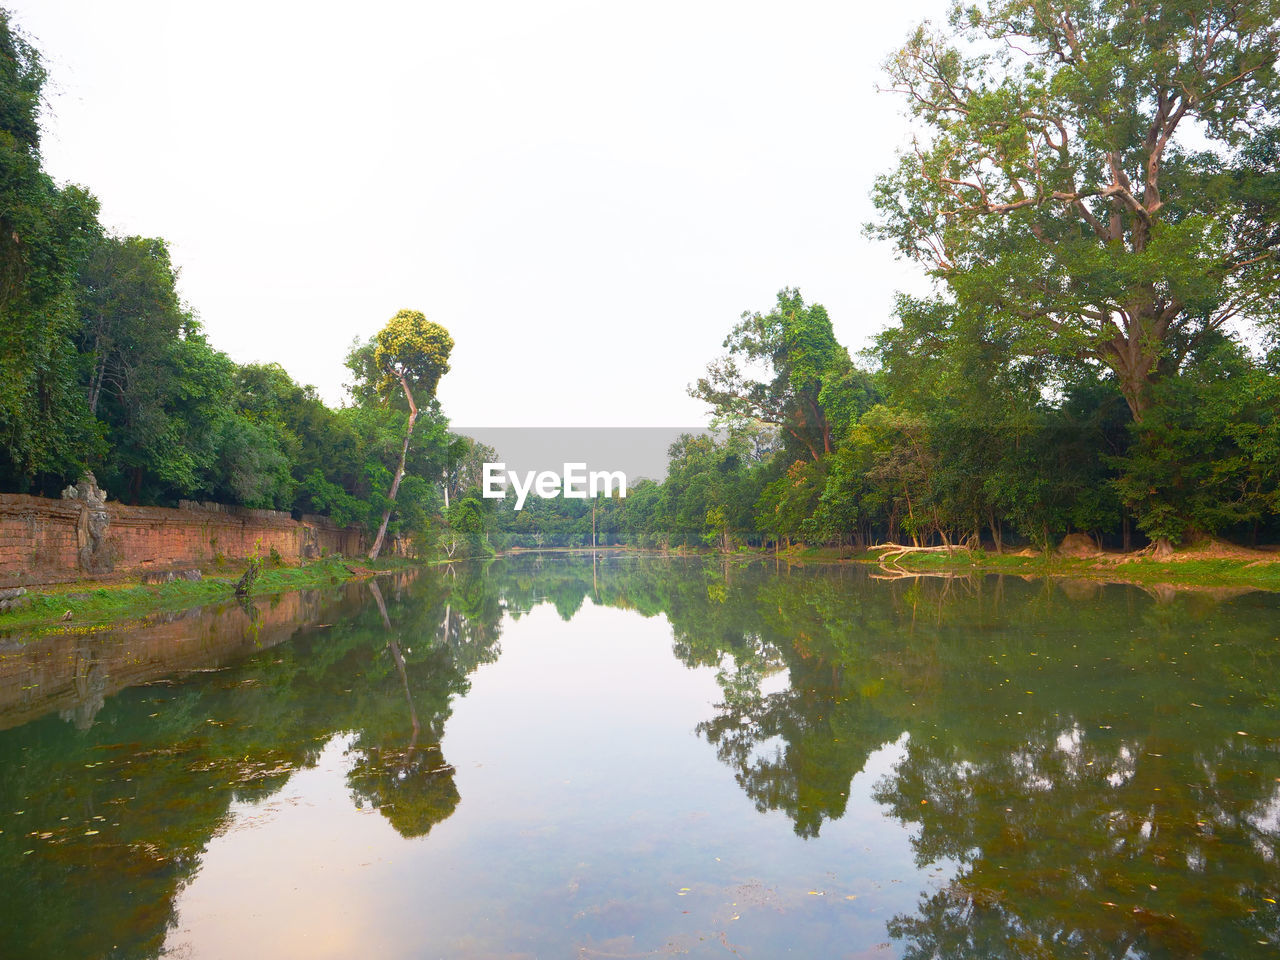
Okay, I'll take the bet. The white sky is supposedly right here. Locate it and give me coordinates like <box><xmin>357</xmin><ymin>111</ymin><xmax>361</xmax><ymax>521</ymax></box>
<box><xmin>9</xmin><ymin>0</ymin><xmax>937</xmax><ymax>426</ymax></box>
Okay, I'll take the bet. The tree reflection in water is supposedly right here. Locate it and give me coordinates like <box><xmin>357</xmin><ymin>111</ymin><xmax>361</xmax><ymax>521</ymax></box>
<box><xmin>347</xmin><ymin>579</ymin><xmax>459</xmax><ymax>838</ymax></box>
<box><xmin>653</xmin><ymin>563</ymin><xmax>1280</xmax><ymax>959</ymax></box>
<box><xmin>0</xmin><ymin>554</ymin><xmax>1277</xmax><ymax>958</ymax></box>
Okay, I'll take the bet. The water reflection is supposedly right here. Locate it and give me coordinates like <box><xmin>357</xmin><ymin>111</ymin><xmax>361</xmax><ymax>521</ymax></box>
<box><xmin>0</xmin><ymin>555</ymin><xmax>1277</xmax><ymax>958</ymax></box>
<box><xmin>349</xmin><ymin>580</ymin><xmax>459</xmax><ymax>838</ymax></box>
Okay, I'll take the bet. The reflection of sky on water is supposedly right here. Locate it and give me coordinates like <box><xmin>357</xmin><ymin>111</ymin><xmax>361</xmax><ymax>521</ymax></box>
<box><xmin>164</xmin><ymin>601</ymin><xmax>948</xmax><ymax>959</ymax></box>
<box><xmin>8</xmin><ymin>557</ymin><xmax>1275</xmax><ymax>958</ymax></box>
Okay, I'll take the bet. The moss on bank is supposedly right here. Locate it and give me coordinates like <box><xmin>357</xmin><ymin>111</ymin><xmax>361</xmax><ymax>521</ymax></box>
<box><xmin>5</xmin><ymin>544</ymin><xmax>1278</xmax><ymax>641</ymax></box>
<box><xmin>794</xmin><ymin>544</ymin><xmax>1280</xmax><ymax>590</ymax></box>
<box><xmin>0</xmin><ymin>556</ymin><xmax>423</xmax><ymax>638</ymax></box>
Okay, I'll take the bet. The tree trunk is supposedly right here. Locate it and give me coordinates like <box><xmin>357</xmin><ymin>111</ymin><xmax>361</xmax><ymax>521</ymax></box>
<box><xmin>1119</xmin><ymin>372</ymin><xmax>1152</xmax><ymax>424</ymax></box>
<box><xmin>368</xmin><ymin>376</ymin><xmax>418</xmax><ymax>560</ymax></box>
<box><xmin>370</xmin><ymin>581</ymin><xmax>421</xmax><ymax>749</ymax></box>
<box><xmin>1106</xmin><ymin>301</ymin><xmax>1168</xmax><ymax>425</ymax></box>
<box><xmin>87</xmin><ymin>335</ymin><xmax>105</xmax><ymax>415</ymax></box>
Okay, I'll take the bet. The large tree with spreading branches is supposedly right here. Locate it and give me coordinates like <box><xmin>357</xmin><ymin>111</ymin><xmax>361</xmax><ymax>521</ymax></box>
<box><xmin>871</xmin><ymin>0</ymin><xmax>1280</xmax><ymax>422</ymax></box>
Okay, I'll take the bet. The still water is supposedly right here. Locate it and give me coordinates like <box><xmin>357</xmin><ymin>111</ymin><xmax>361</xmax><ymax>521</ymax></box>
<box><xmin>1</xmin><ymin>554</ymin><xmax>1278</xmax><ymax>959</ymax></box>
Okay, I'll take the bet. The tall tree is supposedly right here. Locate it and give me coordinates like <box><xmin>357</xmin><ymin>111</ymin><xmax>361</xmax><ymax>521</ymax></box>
<box><xmin>871</xmin><ymin>0</ymin><xmax>1280</xmax><ymax>422</ymax></box>
<box><xmin>691</xmin><ymin>288</ymin><xmax>869</xmax><ymax>460</ymax></box>
<box><xmin>77</xmin><ymin>235</ymin><xmax>186</xmax><ymax>418</ymax></box>
<box><xmin>0</xmin><ymin>10</ymin><xmax>98</xmax><ymax>487</ymax></box>
<box><xmin>352</xmin><ymin>309</ymin><xmax>453</xmax><ymax>559</ymax></box>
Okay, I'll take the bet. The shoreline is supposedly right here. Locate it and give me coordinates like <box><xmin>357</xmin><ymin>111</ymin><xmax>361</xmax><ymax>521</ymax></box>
<box><xmin>795</xmin><ymin>543</ymin><xmax>1280</xmax><ymax>592</ymax></box>
<box><xmin>504</xmin><ymin>542</ymin><xmax>1280</xmax><ymax>591</ymax></box>
<box><xmin>0</xmin><ymin>556</ymin><xmax>427</xmax><ymax>640</ymax></box>
<box><xmin>4</xmin><ymin>540</ymin><xmax>1278</xmax><ymax>640</ymax></box>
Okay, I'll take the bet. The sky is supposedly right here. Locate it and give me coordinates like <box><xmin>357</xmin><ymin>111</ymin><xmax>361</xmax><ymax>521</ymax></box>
<box><xmin>8</xmin><ymin>0</ymin><xmax>939</xmax><ymax>427</ymax></box>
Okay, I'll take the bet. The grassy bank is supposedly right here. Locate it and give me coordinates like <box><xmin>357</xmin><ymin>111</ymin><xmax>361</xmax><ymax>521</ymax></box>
<box><xmin>796</xmin><ymin>544</ymin><xmax>1280</xmax><ymax>591</ymax></box>
<box><xmin>500</xmin><ymin>543</ymin><xmax>1280</xmax><ymax>590</ymax></box>
<box><xmin>0</xmin><ymin>556</ymin><xmax>424</xmax><ymax>638</ymax></box>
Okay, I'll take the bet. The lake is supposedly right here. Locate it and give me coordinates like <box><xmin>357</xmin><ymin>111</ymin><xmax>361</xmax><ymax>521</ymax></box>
<box><xmin>1</xmin><ymin>554</ymin><xmax>1278</xmax><ymax>959</ymax></box>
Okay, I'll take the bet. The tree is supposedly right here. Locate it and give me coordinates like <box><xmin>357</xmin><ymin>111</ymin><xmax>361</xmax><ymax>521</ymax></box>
<box><xmin>871</xmin><ymin>1</ymin><xmax>1280</xmax><ymax>423</ymax></box>
<box><xmin>353</xmin><ymin>309</ymin><xmax>453</xmax><ymax>559</ymax></box>
<box><xmin>442</xmin><ymin>434</ymin><xmax>498</xmax><ymax>510</ymax></box>
<box><xmin>0</xmin><ymin>11</ymin><xmax>98</xmax><ymax>488</ymax></box>
<box><xmin>692</xmin><ymin>288</ymin><xmax>868</xmax><ymax>461</ymax></box>
<box><xmin>74</xmin><ymin>233</ymin><xmax>205</xmax><ymax>502</ymax></box>
<box><xmin>77</xmin><ymin>235</ymin><xmax>186</xmax><ymax>418</ymax></box>
<box><xmin>1115</xmin><ymin>333</ymin><xmax>1280</xmax><ymax>545</ymax></box>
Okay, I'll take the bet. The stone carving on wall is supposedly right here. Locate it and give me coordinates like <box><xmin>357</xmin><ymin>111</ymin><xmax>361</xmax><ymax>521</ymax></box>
<box><xmin>60</xmin><ymin>472</ymin><xmax>115</xmax><ymax>574</ymax></box>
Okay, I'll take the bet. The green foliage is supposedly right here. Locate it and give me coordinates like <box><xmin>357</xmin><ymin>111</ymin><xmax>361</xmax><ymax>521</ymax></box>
<box><xmin>0</xmin><ymin>11</ymin><xmax>99</xmax><ymax>488</ymax></box>
<box><xmin>0</xmin><ymin>13</ymin><xmax>463</xmax><ymax>545</ymax></box>
<box><xmin>1116</xmin><ymin>336</ymin><xmax>1280</xmax><ymax>544</ymax></box>
<box><xmin>2</xmin><ymin>5</ymin><xmax>1279</xmax><ymax>559</ymax></box>
<box><xmin>489</xmin><ymin>277</ymin><xmax>1280</xmax><ymax>554</ymax></box>
<box><xmin>870</xmin><ymin>0</ymin><xmax>1280</xmax><ymax>422</ymax></box>
<box><xmin>692</xmin><ymin>288</ymin><xmax>875</xmax><ymax>461</ymax></box>
<box><xmin>348</xmin><ymin>310</ymin><xmax>455</xmax><ymax>558</ymax></box>
<box><xmin>348</xmin><ymin>309</ymin><xmax>454</xmax><ymax>408</ymax></box>
<box><xmin>446</xmin><ymin>494</ymin><xmax>489</xmax><ymax>555</ymax></box>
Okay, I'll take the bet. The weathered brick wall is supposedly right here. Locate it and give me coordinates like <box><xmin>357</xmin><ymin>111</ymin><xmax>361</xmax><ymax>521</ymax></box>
<box><xmin>0</xmin><ymin>496</ymin><xmax>83</xmax><ymax>578</ymax></box>
<box><xmin>0</xmin><ymin>494</ymin><xmax>364</xmax><ymax>586</ymax></box>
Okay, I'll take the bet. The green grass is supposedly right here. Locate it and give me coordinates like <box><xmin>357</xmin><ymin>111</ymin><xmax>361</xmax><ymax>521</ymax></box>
<box><xmin>835</xmin><ymin>548</ymin><xmax>1280</xmax><ymax>590</ymax></box>
<box><xmin>0</xmin><ymin>556</ymin><xmax>423</xmax><ymax>639</ymax></box>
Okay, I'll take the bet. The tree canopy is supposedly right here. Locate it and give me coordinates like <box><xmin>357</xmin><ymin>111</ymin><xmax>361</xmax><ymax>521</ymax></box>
<box><xmin>350</xmin><ymin>309</ymin><xmax>455</xmax><ymax>559</ymax></box>
<box><xmin>870</xmin><ymin>0</ymin><xmax>1280</xmax><ymax>421</ymax></box>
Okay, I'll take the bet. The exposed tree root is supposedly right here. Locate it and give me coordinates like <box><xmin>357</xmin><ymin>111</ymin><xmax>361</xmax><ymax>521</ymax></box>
<box><xmin>867</xmin><ymin>543</ymin><xmax>969</xmax><ymax>566</ymax></box>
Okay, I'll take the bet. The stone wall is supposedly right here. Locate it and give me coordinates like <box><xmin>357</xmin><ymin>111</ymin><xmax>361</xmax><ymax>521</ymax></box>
<box><xmin>0</xmin><ymin>492</ymin><xmax>364</xmax><ymax>586</ymax></box>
